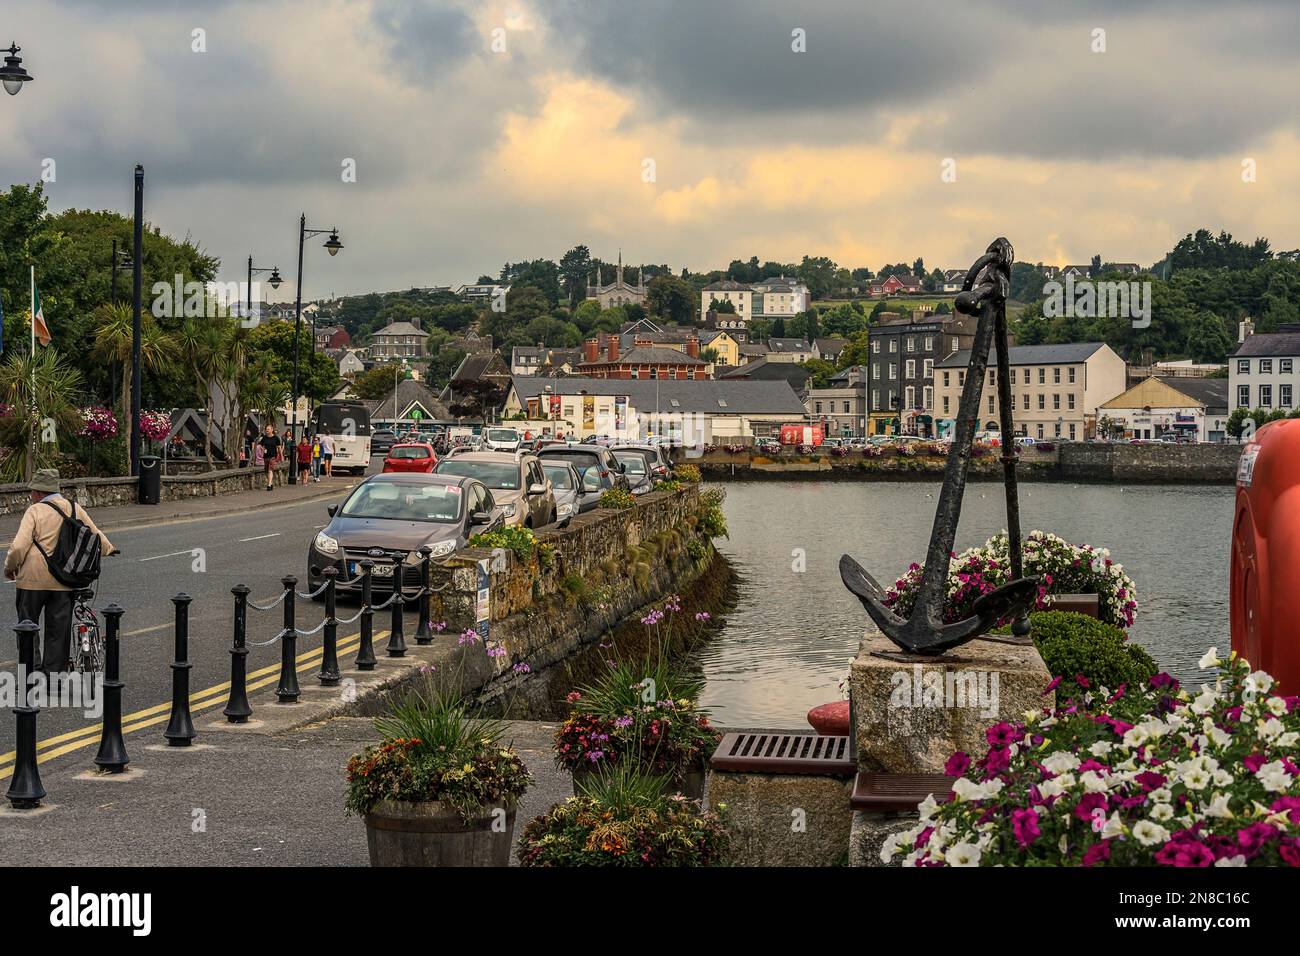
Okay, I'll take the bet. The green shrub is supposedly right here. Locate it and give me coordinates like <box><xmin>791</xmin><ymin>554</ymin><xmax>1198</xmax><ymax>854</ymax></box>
<box><xmin>674</xmin><ymin>464</ymin><xmax>701</xmax><ymax>483</ymax></box>
<box><xmin>468</xmin><ymin>525</ymin><xmax>541</xmax><ymax>562</ymax></box>
<box><xmin>686</xmin><ymin>538</ymin><xmax>709</xmax><ymax>562</ymax></box>
<box><xmin>697</xmin><ymin>487</ymin><xmax>728</xmax><ymax>539</ymax></box>
<box><xmin>600</xmin><ymin>487</ymin><xmax>637</xmax><ymax>509</ymax></box>
<box><xmin>653</xmin><ymin>479</ymin><xmax>682</xmax><ymax>493</ymax></box>
<box><xmin>1028</xmin><ymin>611</ymin><xmax>1156</xmax><ymax>697</ymax></box>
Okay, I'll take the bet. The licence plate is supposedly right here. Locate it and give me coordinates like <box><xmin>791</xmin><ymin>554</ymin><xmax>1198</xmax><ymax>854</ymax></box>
<box><xmin>348</xmin><ymin>561</ymin><xmax>394</xmax><ymax>576</ymax></box>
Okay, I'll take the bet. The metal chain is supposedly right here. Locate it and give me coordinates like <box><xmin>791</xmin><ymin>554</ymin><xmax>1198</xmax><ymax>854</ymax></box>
<box><xmin>295</xmin><ymin>581</ymin><xmax>331</xmax><ymax>600</ymax></box>
<box><xmin>249</xmin><ymin>590</ymin><xmax>289</xmax><ymax>612</ymax></box>
<box><xmin>336</xmin><ymin>607</ymin><xmax>365</xmax><ymax>625</ymax></box>
<box><xmin>294</xmin><ymin>619</ymin><xmax>328</xmax><ymax>636</ymax></box>
<box><xmin>246</xmin><ymin>628</ymin><xmax>288</xmax><ymax>647</ymax></box>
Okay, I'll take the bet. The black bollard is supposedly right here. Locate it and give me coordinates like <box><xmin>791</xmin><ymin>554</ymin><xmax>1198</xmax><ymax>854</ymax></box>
<box><xmin>276</xmin><ymin>575</ymin><xmax>300</xmax><ymax>703</ymax></box>
<box><xmin>386</xmin><ymin>554</ymin><xmax>407</xmax><ymax>658</ymax></box>
<box><xmin>224</xmin><ymin>585</ymin><xmax>253</xmax><ymax>723</ymax></box>
<box><xmin>414</xmin><ymin>546</ymin><xmax>433</xmax><ymax>645</ymax></box>
<box><xmin>355</xmin><ymin>561</ymin><xmax>376</xmax><ymax>671</ymax></box>
<box><xmin>318</xmin><ymin>568</ymin><xmax>340</xmax><ymax>686</ymax></box>
<box><xmin>164</xmin><ymin>593</ymin><xmax>196</xmax><ymax>746</ymax></box>
<box><xmin>7</xmin><ymin>621</ymin><xmax>45</xmax><ymax>809</ymax></box>
<box><xmin>94</xmin><ymin>604</ymin><xmax>129</xmax><ymax>772</ymax></box>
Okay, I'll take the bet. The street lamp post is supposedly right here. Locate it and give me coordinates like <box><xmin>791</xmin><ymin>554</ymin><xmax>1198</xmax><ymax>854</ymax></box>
<box><xmin>245</xmin><ymin>256</ymin><xmax>282</xmax><ymax>324</ymax></box>
<box><xmin>130</xmin><ymin>165</ymin><xmax>143</xmax><ymax>477</ymax></box>
<box><xmin>289</xmin><ymin>214</ymin><xmax>342</xmax><ymax>484</ymax></box>
<box><xmin>0</xmin><ymin>43</ymin><xmax>34</xmax><ymax>96</ymax></box>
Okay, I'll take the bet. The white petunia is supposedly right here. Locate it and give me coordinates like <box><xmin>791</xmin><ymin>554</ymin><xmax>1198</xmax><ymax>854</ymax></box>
<box><xmin>879</xmin><ymin>830</ymin><xmax>907</xmax><ymax>863</ymax></box>
<box><xmin>1080</xmin><ymin>770</ymin><xmax>1111</xmax><ymax>793</ymax></box>
<box><xmin>943</xmin><ymin>841</ymin><xmax>982</xmax><ymax>867</ymax></box>
<box><xmin>1182</xmin><ymin>766</ymin><xmax>1212</xmax><ymax>791</ymax></box>
<box><xmin>1149</xmin><ymin>787</ymin><xmax>1172</xmax><ymax>804</ymax></box>
<box><xmin>1198</xmin><ymin>648</ymin><xmax>1220</xmax><ymax>670</ymax></box>
<box><xmin>1202</xmin><ymin>793</ymin><xmax>1234</xmax><ymax>819</ymax></box>
<box><xmin>1041</xmin><ymin>752</ymin><xmax>1081</xmax><ymax>774</ymax></box>
<box><xmin>1122</xmin><ymin>727</ymin><xmax>1150</xmax><ymax>748</ymax></box>
<box><xmin>1101</xmin><ymin>812</ymin><xmax>1126</xmax><ymax>839</ymax></box>
<box><xmin>1150</xmin><ymin>803</ymin><xmax>1174</xmax><ymax>822</ymax></box>
<box><xmin>1267</xmin><ymin>697</ymin><xmax>1288</xmax><ymax>718</ymax></box>
<box><xmin>1255</xmin><ymin>761</ymin><xmax>1293</xmax><ymax>793</ymax></box>
<box><xmin>1190</xmin><ymin>689</ymin><xmax>1218</xmax><ymax>715</ymax></box>
<box><xmin>918</xmin><ymin>793</ymin><xmax>940</xmax><ymax>822</ymax></box>
<box><xmin>1214</xmin><ymin>855</ymin><xmax>1247</xmax><ymax>867</ymax></box>
<box><xmin>1132</xmin><ymin>820</ymin><xmax>1171</xmax><ymax>847</ymax></box>
<box><xmin>1258</xmin><ymin>717</ymin><xmax>1283</xmax><ymax>741</ymax></box>
<box><xmin>1245</xmin><ymin>670</ymin><xmax>1275</xmax><ymax>695</ymax></box>
<box><xmin>1089</xmin><ymin>740</ymin><xmax>1114</xmax><ymax>757</ymax></box>
<box><xmin>1212</xmin><ymin>769</ymin><xmax>1235</xmax><ymax>788</ymax></box>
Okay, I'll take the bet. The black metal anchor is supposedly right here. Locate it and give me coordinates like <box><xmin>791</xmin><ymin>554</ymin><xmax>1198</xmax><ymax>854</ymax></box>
<box><xmin>840</xmin><ymin>238</ymin><xmax>1037</xmax><ymax>656</ymax></box>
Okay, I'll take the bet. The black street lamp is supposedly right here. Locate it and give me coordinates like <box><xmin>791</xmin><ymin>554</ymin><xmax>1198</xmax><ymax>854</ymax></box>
<box><xmin>0</xmin><ymin>43</ymin><xmax>33</xmax><ymax>96</ymax></box>
<box><xmin>289</xmin><ymin>215</ymin><xmax>342</xmax><ymax>484</ymax></box>
<box><xmin>245</xmin><ymin>256</ymin><xmax>281</xmax><ymax>324</ymax></box>
<box><xmin>130</xmin><ymin>165</ymin><xmax>144</xmax><ymax>477</ymax></box>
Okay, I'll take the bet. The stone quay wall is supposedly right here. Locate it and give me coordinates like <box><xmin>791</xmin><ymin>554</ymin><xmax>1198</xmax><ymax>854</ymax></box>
<box><xmin>422</xmin><ymin>484</ymin><xmax>723</xmax><ymax>716</ymax></box>
<box><xmin>1056</xmin><ymin>442</ymin><xmax>1241</xmax><ymax>483</ymax></box>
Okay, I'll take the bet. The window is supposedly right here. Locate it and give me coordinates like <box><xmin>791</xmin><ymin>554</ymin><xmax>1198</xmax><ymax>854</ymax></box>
<box><xmin>905</xmin><ymin>359</ymin><xmax>916</xmax><ymax>378</ymax></box>
<box><xmin>1036</xmin><ymin>424</ymin><xmax>1044</xmax><ymax>439</ymax></box>
<box><xmin>1022</xmin><ymin>394</ymin><xmax>1030</xmax><ymax>410</ymax></box>
<box><xmin>1238</xmin><ymin>384</ymin><xmax>1250</xmax><ymax>408</ymax></box>
<box><xmin>1261</xmin><ymin>384</ymin><xmax>1273</xmax><ymax>407</ymax></box>
<box><xmin>923</xmin><ymin>359</ymin><xmax>933</xmax><ymax>378</ymax></box>
<box><xmin>1053</xmin><ymin>368</ymin><xmax>1061</xmax><ymax>384</ymax></box>
<box><xmin>1283</xmin><ymin>359</ymin><xmax>1294</xmax><ymax>374</ymax></box>
<box><xmin>951</xmin><ymin>337</ymin><xmax>959</xmax><ymax>352</ymax></box>
<box><xmin>1068</xmin><ymin>393</ymin><xmax>1076</xmax><ymax>410</ymax></box>
<box><xmin>943</xmin><ymin>371</ymin><xmax>950</xmax><ymax>387</ymax></box>
<box><xmin>1261</xmin><ymin>359</ymin><xmax>1273</xmax><ymax>374</ymax></box>
<box><xmin>987</xmin><ymin>395</ymin><xmax>995</xmax><ymax>414</ymax></box>
<box><xmin>888</xmin><ymin>363</ymin><xmax>897</xmax><ymax>379</ymax></box>
<box><xmin>1053</xmin><ymin>394</ymin><xmax>1061</xmax><ymax>410</ymax></box>
<box><xmin>1284</xmin><ymin>384</ymin><xmax>1294</xmax><ymax>408</ymax></box>
<box><xmin>843</xmin><ymin>401</ymin><xmax>850</xmax><ymax>413</ymax></box>
<box><xmin>923</xmin><ymin>386</ymin><xmax>932</xmax><ymax>409</ymax></box>
<box><xmin>1038</xmin><ymin>394</ymin><xmax>1045</xmax><ymax>410</ymax></box>
<box><xmin>889</xmin><ymin>339</ymin><xmax>897</xmax><ymax>353</ymax></box>
<box><xmin>943</xmin><ymin>395</ymin><xmax>950</xmax><ymax>414</ymax></box>
<box><xmin>872</xmin><ymin>390</ymin><xmax>880</xmax><ymax>411</ymax></box>
<box><xmin>907</xmin><ymin>337</ymin><xmax>916</xmax><ymax>352</ymax></box>
<box><xmin>815</xmin><ymin>401</ymin><xmax>823</xmax><ymax>414</ymax></box>
<box><xmin>1054</xmin><ymin>422</ymin><xmax>1062</xmax><ymax>437</ymax></box>
<box><xmin>871</xmin><ymin>341</ymin><xmax>879</xmax><ymax>354</ymax></box>
<box><xmin>1069</xmin><ymin>423</ymin><xmax>1076</xmax><ymax>440</ymax></box>
<box><xmin>1022</xmin><ymin>369</ymin><xmax>1030</xmax><ymax>385</ymax></box>
<box><xmin>905</xmin><ymin>386</ymin><xmax>915</xmax><ymax>409</ymax></box>
<box><xmin>988</xmin><ymin>370</ymin><xmax>996</xmax><ymax>385</ymax></box>
<box><xmin>1068</xmin><ymin>367</ymin><xmax>1076</xmax><ymax>384</ymax></box>
<box><xmin>1038</xmin><ymin>368</ymin><xmax>1045</xmax><ymax>384</ymax></box>
<box><xmin>958</xmin><ymin>371</ymin><xmax>966</xmax><ymax>386</ymax></box>
<box><xmin>1238</xmin><ymin>359</ymin><xmax>1250</xmax><ymax>374</ymax></box>
<box><xmin>924</xmin><ymin>336</ymin><xmax>933</xmax><ymax>351</ymax></box>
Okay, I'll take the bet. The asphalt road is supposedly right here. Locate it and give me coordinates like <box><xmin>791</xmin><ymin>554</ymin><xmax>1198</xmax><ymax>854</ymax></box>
<box><xmin>0</xmin><ymin>460</ymin><xmax>385</xmax><ymax>762</ymax></box>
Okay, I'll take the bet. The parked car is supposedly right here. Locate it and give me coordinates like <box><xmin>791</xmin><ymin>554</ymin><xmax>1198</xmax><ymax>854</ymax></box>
<box><xmin>434</xmin><ymin>451</ymin><xmax>556</xmax><ymax>528</ymax></box>
<box><xmin>370</xmin><ymin>429</ymin><xmax>399</xmax><ymax>456</ymax></box>
<box><xmin>611</xmin><ymin>448</ymin><xmax>655</xmax><ymax>495</ymax></box>
<box><xmin>306</xmin><ymin>473</ymin><xmax>503</xmax><ymax>594</ymax></box>
<box><xmin>537</xmin><ymin>443</ymin><xmax>631</xmax><ymax>495</ymax></box>
<box><xmin>612</xmin><ymin>442</ymin><xmax>673</xmax><ymax>480</ymax></box>
<box><xmin>482</xmin><ymin>426</ymin><xmax>523</xmax><ymax>452</ymax></box>
<box><xmin>541</xmin><ymin>460</ymin><xmax>595</xmax><ymax>525</ymax></box>
<box><xmin>382</xmin><ymin>442</ymin><xmax>438</xmax><ymax>474</ymax></box>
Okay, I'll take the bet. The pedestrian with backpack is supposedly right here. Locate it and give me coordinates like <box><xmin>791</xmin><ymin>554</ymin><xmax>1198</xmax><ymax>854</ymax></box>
<box><xmin>3</xmin><ymin>469</ymin><xmax>117</xmax><ymax>674</ymax></box>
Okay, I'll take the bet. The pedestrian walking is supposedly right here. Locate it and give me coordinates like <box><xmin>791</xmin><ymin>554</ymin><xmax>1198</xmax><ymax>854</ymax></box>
<box><xmin>258</xmin><ymin>424</ymin><xmax>282</xmax><ymax>491</ymax></box>
<box><xmin>4</xmin><ymin>469</ymin><xmax>117</xmax><ymax>674</ymax></box>
<box><xmin>296</xmin><ymin>434</ymin><xmax>312</xmax><ymax>481</ymax></box>
<box><xmin>320</xmin><ymin>432</ymin><xmax>335</xmax><ymax>478</ymax></box>
<box><xmin>311</xmin><ymin>433</ymin><xmax>322</xmax><ymax>482</ymax></box>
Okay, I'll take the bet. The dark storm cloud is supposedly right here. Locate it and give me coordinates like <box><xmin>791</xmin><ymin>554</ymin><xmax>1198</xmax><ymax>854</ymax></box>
<box><xmin>368</xmin><ymin>0</ymin><xmax>479</xmax><ymax>84</ymax></box>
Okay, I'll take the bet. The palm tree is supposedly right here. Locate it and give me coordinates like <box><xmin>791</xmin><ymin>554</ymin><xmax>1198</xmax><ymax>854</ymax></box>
<box><xmin>177</xmin><ymin>318</ymin><xmax>223</xmax><ymax>466</ymax></box>
<box><xmin>211</xmin><ymin>319</ymin><xmax>251</xmax><ymax>465</ymax></box>
<box><xmin>0</xmin><ymin>348</ymin><xmax>85</xmax><ymax>482</ymax></box>
<box><xmin>92</xmin><ymin>304</ymin><xmax>178</xmax><ymax>467</ymax></box>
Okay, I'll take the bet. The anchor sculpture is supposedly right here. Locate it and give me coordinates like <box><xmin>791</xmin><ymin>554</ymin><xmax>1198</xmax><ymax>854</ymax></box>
<box><xmin>840</xmin><ymin>238</ymin><xmax>1038</xmax><ymax>656</ymax></box>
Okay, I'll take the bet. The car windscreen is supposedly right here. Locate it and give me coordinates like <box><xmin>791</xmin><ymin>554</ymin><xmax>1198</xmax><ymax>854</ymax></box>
<box><xmin>340</xmin><ymin>482</ymin><xmax>463</xmax><ymax>522</ymax></box>
<box><xmin>541</xmin><ymin>463</ymin><xmax>575</xmax><ymax>490</ymax></box>
<box><xmin>486</xmin><ymin>429</ymin><xmax>519</xmax><ymax>442</ymax></box>
<box><xmin>435</xmin><ymin>459</ymin><xmax>521</xmax><ymax>490</ymax></box>
<box><xmin>388</xmin><ymin>445</ymin><xmax>431</xmax><ymax>459</ymax></box>
<box><xmin>613</xmin><ymin>452</ymin><xmax>648</xmax><ymax>474</ymax></box>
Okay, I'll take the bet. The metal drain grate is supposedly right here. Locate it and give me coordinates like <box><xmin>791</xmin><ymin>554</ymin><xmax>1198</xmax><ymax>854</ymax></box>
<box><xmin>849</xmin><ymin>772</ymin><xmax>957</xmax><ymax>812</ymax></box>
<box><xmin>709</xmin><ymin>732</ymin><xmax>856</xmax><ymax>776</ymax></box>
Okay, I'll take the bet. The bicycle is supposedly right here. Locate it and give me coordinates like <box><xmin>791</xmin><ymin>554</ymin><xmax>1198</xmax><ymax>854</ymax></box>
<box><xmin>72</xmin><ymin>587</ymin><xmax>104</xmax><ymax>674</ymax></box>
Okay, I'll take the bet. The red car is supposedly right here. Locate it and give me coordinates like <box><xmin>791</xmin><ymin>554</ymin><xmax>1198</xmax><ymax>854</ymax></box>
<box><xmin>382</xmin><ymin>442</ymin><xmax>438</xmax><ymax>474</ymax></box>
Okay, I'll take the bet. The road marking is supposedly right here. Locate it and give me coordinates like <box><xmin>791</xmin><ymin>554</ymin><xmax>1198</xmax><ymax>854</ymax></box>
<box><xmin>0</xmin><ymin>629</ymin><xmax>389</xmax><ymax>775</ymax></box>
<box><xmin>138</xmin><ymin>549</ymin><xmax>196</xmax><ymax>563</ymax></box>
<box><xmin>238</xmin><ymin>533</ymin><xmax>281</xmax><ymax>542</ymax></box>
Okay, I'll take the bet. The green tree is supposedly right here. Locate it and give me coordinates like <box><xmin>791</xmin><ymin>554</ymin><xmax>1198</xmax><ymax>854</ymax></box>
<box><xmin>246</xmin><ymin>321</ymin><xmax>340</xmax><ymax>403</ymax></box>
<box><xmin>803</xmin><ymin>358</ymin><xmax>836</xmax><ymax>388</ymax></box>
<box><xmin>1185</xmin><ymin>311</ymin><xmax>1234</xmax><ymax>363</ymax></box>
<box><xmin>92</xmin><ymin>304</ymin><xmax>178</xmax><ymax>461</ymax></box>
<box><xmin>796</xmin><ymin>256</ymin><xmax>838</xmax><ymax>300</ymax></box>
<box><xmin>559</xmin><ymin>245</ymin><xmax>592</xmax><ymax>308</ymax></box>
<box><xmin>0</xmin><ymin>348</ymin><xmax>84</xmax><ymax>481</ymax></box>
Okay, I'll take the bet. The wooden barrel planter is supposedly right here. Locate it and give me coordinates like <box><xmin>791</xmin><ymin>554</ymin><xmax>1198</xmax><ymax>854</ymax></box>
<box><xmin>364</xmin><ymin>798</ymin><xmax>517</xmax><ymax>867</ymax></box>
<box><xmin>571</xmin><ymin>764</ymin><xmax>706</xmax><ymax>802</ymax></box>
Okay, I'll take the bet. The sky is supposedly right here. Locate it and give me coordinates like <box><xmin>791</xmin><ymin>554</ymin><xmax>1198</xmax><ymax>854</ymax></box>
<box><xmin>3</xmin><ymin>0</ymin><xmax>1300</xmax><ymax>299</ymax></box>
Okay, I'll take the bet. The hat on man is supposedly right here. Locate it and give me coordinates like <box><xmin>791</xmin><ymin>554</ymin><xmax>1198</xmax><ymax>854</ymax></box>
<box><xmin>30</xmin><ymin>468</ymin><xmax>61</xmax><ymax>494</ymax></box>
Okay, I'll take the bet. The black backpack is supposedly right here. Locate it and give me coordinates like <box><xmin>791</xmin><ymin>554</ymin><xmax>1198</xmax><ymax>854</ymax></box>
<box><xmin>34</xmin><ymin>500</ymin><xmax>103</xmax><ymax>588</ymax></box>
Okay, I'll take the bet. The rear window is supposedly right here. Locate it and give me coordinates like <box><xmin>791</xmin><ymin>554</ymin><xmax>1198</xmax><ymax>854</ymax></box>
<box><xmin>487</xmin><ymin>429</ymin><xmax>519</xmax><ymax>442</ymax></box>
<box><xmin>435</xmin><ymin>459</ymin><xmax>521</xmax><ymax>490</ymax></box>
<box><xmin>389</xmin><ymin>445</ymin><xmax>430</xmax><ymax>459</ymax></box>
<box><xmin>541</xmin><ymin>463</ymin><xmax>575</xmax><ymax>489</ymax></box>
<box><xmin>539</xmin><ymin>449</ymin><xmax>600</xmax><ymax>477</ymax></box>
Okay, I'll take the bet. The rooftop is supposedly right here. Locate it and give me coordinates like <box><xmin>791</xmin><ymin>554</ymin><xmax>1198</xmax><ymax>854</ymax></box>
<box><xmin>937</xmin><ymin>342</ymin><xmax>1109</xmax><ymax>368</ymax></box>
<box><xmin>510</xmin><ymin>376</ymin><xmax>807</xmax><ymax>415</ymax></box>
<box><xmin>1231</xmin><ymin>332</ymin><xmax>1300</xmax><ymax>359</ymax></box>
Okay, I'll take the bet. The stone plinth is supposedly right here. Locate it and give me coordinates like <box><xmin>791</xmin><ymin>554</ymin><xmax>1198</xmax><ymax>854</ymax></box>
<box><xmin>850</xmin><ymin>626</ymin><xmax>1052</xmax><ymax>773</ymax></box>
<box><xmin>707</xmin><ymin>770</ymin><xmax>852</xmax><ymax>867</ymax></box>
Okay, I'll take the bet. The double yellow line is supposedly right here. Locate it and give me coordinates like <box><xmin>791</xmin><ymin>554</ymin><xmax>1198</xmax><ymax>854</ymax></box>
<box><xmin>0</xmin><ymin>629</ymin><xmax>389</xmax><ymax>781</ymax></box>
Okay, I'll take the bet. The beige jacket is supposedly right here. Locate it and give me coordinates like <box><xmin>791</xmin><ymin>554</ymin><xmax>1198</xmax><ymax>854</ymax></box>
<box><xmin>4</xmin><ymin>496</ymin><xmax>115</xmax><ymax>591</ymax></box>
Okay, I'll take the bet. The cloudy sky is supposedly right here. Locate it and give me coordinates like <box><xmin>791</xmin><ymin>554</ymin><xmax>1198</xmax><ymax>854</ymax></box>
<box><xmin>4</xmin><ymin>0</ymin><xmax>1299</xmax><ymax>298</ymax></box>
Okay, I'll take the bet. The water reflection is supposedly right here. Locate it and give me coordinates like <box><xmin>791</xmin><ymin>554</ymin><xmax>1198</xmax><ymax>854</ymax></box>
<box><xmin>694</xmin><ymin>480</ymin><xmax>1234</xmax><ymax>726</ymax></box>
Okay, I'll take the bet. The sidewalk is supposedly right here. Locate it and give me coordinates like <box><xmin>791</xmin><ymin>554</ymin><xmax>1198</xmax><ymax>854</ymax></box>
<box><xmin>0</xmin><ymin>475</ymin><xmax>355</xmax><ymax>547</ymax></box>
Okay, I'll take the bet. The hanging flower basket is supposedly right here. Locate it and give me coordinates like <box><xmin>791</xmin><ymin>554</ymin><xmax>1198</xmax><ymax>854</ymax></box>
<box><xmin>138</xmin><ymin>411</ymin><xmax>172</xmax><ymax>443</ymax></box>
<box><xmin>78</xmin><ymin>407</ymin><xmax>119</xmax><ymax>442</ymax></box>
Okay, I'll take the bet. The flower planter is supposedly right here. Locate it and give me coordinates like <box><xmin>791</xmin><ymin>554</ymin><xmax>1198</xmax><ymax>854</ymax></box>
<box><xmin>363</xmin><ymin>798</ymin><xmax>516</xmax><ymax>867</ymax></box>
<box><xmin>571</xmin><ymin>763</ymin><xmax>706</xmax><ymax>802</ymax></box>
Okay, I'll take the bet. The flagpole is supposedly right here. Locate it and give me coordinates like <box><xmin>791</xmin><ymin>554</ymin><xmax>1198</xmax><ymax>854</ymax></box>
<box><xmin>28</xmin><ymin>265</ymin><xmax>36</xmax><ymax>481</ymax></box>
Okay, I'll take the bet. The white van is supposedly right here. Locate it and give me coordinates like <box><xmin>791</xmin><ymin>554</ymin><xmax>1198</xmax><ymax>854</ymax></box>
<box><xmin>482</xmin><ymin>426</ymin><xmax>522</xmax><ymax>452</ymax></box>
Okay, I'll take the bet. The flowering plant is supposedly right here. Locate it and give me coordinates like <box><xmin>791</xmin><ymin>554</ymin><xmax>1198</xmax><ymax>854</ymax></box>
<box><xmin>138</xmin><ymin>410</ymin><xmax>172</xmax><ymax>442</ymax></box>
<box><xmin>78</xmin><ymin>407</ymin><xmax>119</xmax><ymax>442</ymax></box>
<box><xmin>881</xmin><ymin>650</ymin><xmax>1300</xmax><ymax>867</ymax></box>
<box><xmin>883</xmin><ymin>530</ymin><xmax>1138</xmax><ymax>629</ymax></box>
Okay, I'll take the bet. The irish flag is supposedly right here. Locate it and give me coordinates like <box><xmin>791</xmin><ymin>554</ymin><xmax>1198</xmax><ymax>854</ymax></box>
<box><xmin>31</xmin><ymin>267</ymin><xmax>51</xmax><ymax>347</ymax></box>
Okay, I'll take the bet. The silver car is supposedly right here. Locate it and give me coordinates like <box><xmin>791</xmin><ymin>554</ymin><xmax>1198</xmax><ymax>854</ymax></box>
<box><xmin>540</xmin><ymin>459</ymin><xmax>596</xmax><ymax>525</ymax></box>
<box><xmin>435</xmin><ymin>451</ymin><xmax>556</xmax><ymax>528</ymax></box>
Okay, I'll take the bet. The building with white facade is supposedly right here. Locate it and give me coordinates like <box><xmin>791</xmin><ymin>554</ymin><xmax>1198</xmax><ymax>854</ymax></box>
<box><xmin>1229</xmin><ymin>327</ymin><xmax>1300</xmax><ymax>413</ymax></box>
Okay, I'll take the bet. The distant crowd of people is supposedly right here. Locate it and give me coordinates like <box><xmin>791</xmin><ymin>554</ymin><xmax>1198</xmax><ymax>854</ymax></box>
<box><xmin>242</xmin><ymin>426</ymin><xmax>335</xmax><ymax>490</ymax></box>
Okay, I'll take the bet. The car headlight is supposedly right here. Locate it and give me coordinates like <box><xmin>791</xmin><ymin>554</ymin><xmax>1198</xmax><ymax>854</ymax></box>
<box><xmin>557</xmin><ymin>502</ymin><xmax>573</xmax><ymax>517</ymax></box>
<box><xmin>428</xmin><ymin>540</ymin><xmax>456</xmax><ymax>558</ymax></box>
<box><xmin>314</xmin><ymin>532</ymin><xmax>339</xmax><ymax>555</ymax></box>
<box><xmin>501</xmin><ymin>503</ymin><xmax>517</xmax><ymax>518</ymax></box>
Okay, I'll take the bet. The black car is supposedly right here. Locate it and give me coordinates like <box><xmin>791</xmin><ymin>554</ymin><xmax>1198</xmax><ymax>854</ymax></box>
<box><xmin>537</xmin><ymin>443</ymin><xmax>631</xmax><ymax>494</ymax></box>
<box><xmin>370</xmin><ymin>429</ymin><xmax>398</xmax><ymax>456</ymax></box>
<box><xmin>306</xmin><ymin>473</ymin><xmax>504</xmax><ymax>594</ymax></box>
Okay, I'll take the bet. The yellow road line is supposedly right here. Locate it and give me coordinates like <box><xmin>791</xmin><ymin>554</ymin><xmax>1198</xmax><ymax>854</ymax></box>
<box><xmin>0</xmin><ymin>629</ymin><xmax>390</xmax><ymax>772</ymax></box>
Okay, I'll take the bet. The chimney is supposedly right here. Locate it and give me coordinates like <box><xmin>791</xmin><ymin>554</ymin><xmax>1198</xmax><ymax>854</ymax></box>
<box><xmin>686</xmin><ymin>336</ymin><xmax>700</xmax><ymax>359</ymax></box>
<box><xmin>1239</xmin><ymin>318</ymin><xmax>1255</xmax><ymax>343</ymax></box>
<box><xmin>607</xmin><ymin>335</ymin><xmax>620</xmax><ymax>363</ymax></box>
<box><xmin>584</xmin><ymin>338</ymin><xmax>599</xmax><ymax>364</ymax></box>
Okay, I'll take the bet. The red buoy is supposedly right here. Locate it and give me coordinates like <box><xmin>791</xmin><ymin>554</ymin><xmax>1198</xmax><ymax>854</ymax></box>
<box><xmin>807</xmin><ymin>700</ymin><xmax>851</xmax><ymax>736</ymax></box>
<box><xmin>1231</xmin><ymin>418</ymin><xmax>1300</xmax><ymax>693</ymax></box>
